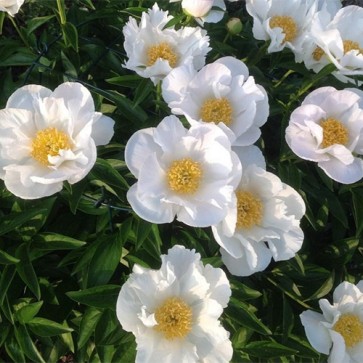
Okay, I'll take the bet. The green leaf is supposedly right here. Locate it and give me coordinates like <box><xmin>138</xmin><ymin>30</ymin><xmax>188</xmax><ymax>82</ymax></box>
<box><xmin>62</xmin><ymin>22</ymin><xmax>79</xmax><ymax>51</ymax></box>
<box><xmin>32</xmin><ymin>233</ymin><xmax>86</xmax><ymax>250</ymax></box>
<box><xmin>0</xmin><ymin>208</ymin><xmax>48</xmax><ymax>236</ymax></box>
<box><xmin>26</xmin><ymin>15</ymin><xmax>56</xmax><ymax>35</ymax></box>
<box><xmin>78</xmin><ymin>307</ymin><xmax>103</xmax><ymax>349</ymax></box>
<box><xmin>14</xmin><ymin>324</ymin><xmax>46</xmax><ymax>363</ymax></box>
<box><xmin>228</xmin><ymin>298</ymin><xmax>272</xmax><ymax>335</ymax></box>
<box><xmin>27</xmin><ymin>317</ymin><xmax>74</xmax><ymax>337</ymax></box>
<box><xmin>66</xmin><ymin>285</ymin><xmax>120</xmax><ymax>309</ymax></box>
<box><xmin>16</xmin><ymin>301</ymin><xmax>44</xmax><ymax>324</ymax></box>
<box><xmin>305</xmin><ymin>270</ymin><xmax>334</xmax><ymax>301</ymax></box>
<box><xmin>86</xmin><ymin>232</ymin><xmax>123</xmax><ymax>287</ymax></box>
<box><xmin>0</xmin><ymin>249</ymin><xmax>20</xmax><ymax>264</ymax></box>
<box><xmin>242</xmin><ymin>341</ymin><xmax>298</xmax><ymax>358</ymax></box>
<box><xmin>15</xmin><ymin>244</ymin><xmax>41</xmax><ymax>300</ymax></box>
<box><xmin>231</xmin><ymin>280</ymin><xmax>262</xmax><ymax>300</ymax></box>
<box><xmin>5</xmin><ymin>334</ymin><xmax>26</xmax><ymax>363</ymax></box>
<box><xmin>0</xmin><ymin>265</ymin><xmax>16</xmax><ymax>305</ymax></box>
<box><xmin>351</xmin><ymin>188</ymin><xmax>363</xmax><ymax>236</ymax></box>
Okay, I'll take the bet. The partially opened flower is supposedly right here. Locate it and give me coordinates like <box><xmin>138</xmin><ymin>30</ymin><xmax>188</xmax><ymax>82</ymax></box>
<box><xmin>0</xmin><ymin>82</ymin><xmax>115</xmax><ymax>199</ymax></box>
<box><xmin>286</xmin><ymin>86</ymin><xmax>363</xmax><ymax>184</ymax></box>
<box><xmin>245</xmin><ymin>0</ymin><xmax>318</xmax><ymax>55</ymax></box>
<box><xmin>300</xmin><ymin>280</ymin><xmax>363</xmax><ymax>363</ymax></box>
<box><xmin>0</xmin><ymin>0</ymin><xmax>25</xmax><ymax>16</ymax></box>
<box><xmin>212</xmin><ymin>147</ymin><xmax>305</xmax><ymax>276</ymax></box>
<box><xmin>170</xmin><ymin>0</ymin><xmax>226</xmax><ymax>25</ymax></box>
<box><xmin>116</xmin><ymin>244</ymin><xmax>233</xmax><ymax>363</ymax></box>
<box><xmin>125</xmin><ymin>115</ymin><xmax>241</xmax><ymax>227</ymax></box>
<box><xmin>123</xmin><ymin>3</ymin><xmax>210</xmax><ymax>84</ymax></box>
<box><xmin>299</xmin><ymin>5</ymin><xmax>363</xmax><ymax>84</ymax></box>
<box><xmin>162</xmin><ymin>56</ymin><xmax>269</xmax><ymax>146</ymax></box>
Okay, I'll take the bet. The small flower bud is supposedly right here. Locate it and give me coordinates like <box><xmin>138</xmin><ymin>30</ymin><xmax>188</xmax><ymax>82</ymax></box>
<box><xmin>226</xmin><ymin>17</ymin><xmax>243</xmax><ymax>35</ymax></box>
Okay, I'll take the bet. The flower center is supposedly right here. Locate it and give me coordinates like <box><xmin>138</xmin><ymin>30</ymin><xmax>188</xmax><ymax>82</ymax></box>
<box><xmin>320</xmin><ymin>117</ymin><xmax>349</xmax><ymax>148</ymax></box>
<box><xmin>199</xmin><ymin>98</ymin><xmax>233</xmax><ymax>126</ymax></box>
<box><xmin>154</xmin><ymin>297</ymin><xmax>193</xmax><ymax>340</ymax></box>
<box><xmin>333</xmin><ymin>314</ymin><xmax>363</xmax><ymax>348</ymax></box>
<box><xmin>167</xmin><ymin>158</ymin><xmax>202</xmax><ymax>194</ymax></box>
<box><xmin>269</xmin><ymin>15</ymin><xmax>298</xmax><ymax>43</ymax></box>
<box><xmin>236</xmin><ymin>190</ymin><xmax>263</xmax><ymax>229</ymax></box>
<box><xmin>343</xmin><ymin>39</ymin><xmax>362</xmax><ymax>55</ymax></box>
<box><xmin>312</xmin><ymin>46</ymin><xmax>325</xmax><ymax>61</ymax></box>
<box><xmin>147</xmin><ymin>42</ymin><xmax>178</xmax><ymax>68</ymax></box>
<box><xmin>31</xmin><ymin>127</ymin><xmax>72</xmax><ymax>166</ymax></box>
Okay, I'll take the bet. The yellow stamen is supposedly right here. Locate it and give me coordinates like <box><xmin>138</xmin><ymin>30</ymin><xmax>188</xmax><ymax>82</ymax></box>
<box><xmin>167</xmin><ymin>158</ymin><xmax>202</xmax><ymax>194</ymax></box>
<box><xmin>147</xmin><ymin>42</ymin><xmax>178</xmax><ymax>68</ymax></box>
<box><xmin>31</xmin><ymin>127</ymin><xmax>72</xmax><ymax>166</ymax></box>
<box><xmin>333</xmin><ymin>314</ymin><xmax>363</xmax><ymax>348</ymax></box>
<box><xmin>236</xmin><ymin>190</ymin><xmax>263</xmax><ymax>229</ymax></box>
<box><xmin>270</xmin><ymin>15</ymin><xmax>298</xmax><ymax>43</ymax></box>
<box><xmin>320</xmin><ymin>118</ymin><xmax>349</xmax><ymax>148</ymax></box>
<box><xmin>312</xmin><ymin>46</ymin><xmax>325</xmax><ymax>61</ymax></box>
<box><xmin>154</xmin><ymin>297</ymin><xmax>193</xmax><ymax>340</ymax></box>
<box><xmin>199</xmin><ymin>98</ymin><xmax>233</xmax><ymax>126</ymax></box>
<box><xmin>343</xmin><ymin>40</ymin><xmax>362</xmax><ymax>55</ymax></box>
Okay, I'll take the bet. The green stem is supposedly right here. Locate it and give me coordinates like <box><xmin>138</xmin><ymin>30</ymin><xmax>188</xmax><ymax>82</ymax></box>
<box><xmin>56</xmin><ymin>0</ymin><xmax>67</xmax><ymax>25</ymax></box>
<box><xmin>8</xmin><ymin>15</ymin><xmax>29</xmax><ymax>48</ymax></box>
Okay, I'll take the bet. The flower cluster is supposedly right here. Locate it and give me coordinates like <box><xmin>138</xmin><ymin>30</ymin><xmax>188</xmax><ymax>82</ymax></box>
<box><xmin>246</xmin><ymin>0</ymin><xmax>363</xmax><ymax>84</ymax></box>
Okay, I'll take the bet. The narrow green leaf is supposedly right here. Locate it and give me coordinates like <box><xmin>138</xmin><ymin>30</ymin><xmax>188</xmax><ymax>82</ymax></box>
<box><xmin>66</xmin><ymin>285</ymin><xmax>120</xmax><ymax>309</ymax></box>
<box><xmin>78</xmin><ymin>307</ymin><xmax>103</xmax><ymax>349</ymax></box>
<box><xmin>87</xmin><ymin>232</ymin><xmax>123</xmax><ymax>287</ymax></box>
<box><xmin>228</xmin><ymin>298</ymin><xmax>272</xmax><ymax>335</ymax></box>
<box><xmin>5</xmin><ymin>334</ymin><xmax>26</xmax><ymax>363</ymax></box>
<box><xmin>0</xmin><ymin>208</ymin><xmax>47</xmax><ymax>236</ymax></box>
<box><xmin>33</xmin><ymin>233</ymin><xmax>86</xmax><ymax>250</ymax></box>
<box><xmin>15</xmin><ymin>244</ymin><xmax>41</xmax><ymax>300</ymax></box>
<box><xmin>305</xmin><ymin>271</ymin><xmax>335</xmax><ymax>301</ymax></box>
<box><xmin>62</xmin><ymin>22</ymin><xmax>78</xmax><ymax>52</ymax></box>
<box><xmin>28</xmin><ymin>317</ymin><xmax>74</xmax><ymax>337</ymax></box>
<box><xmin>0</xmin><ymin>249</ymin><xmax>20</xmax><ymax>264</ymax></box>
<box><xmin>0</xmin><ymin>265</ymin><xmax>16</xmax><ymax>305</ymax></box>
<box><xmin>243</xmin><ymin>341</ymin><xmax>298</xmax><ymax>358</ymax></box>
<box><xmin>351</xmin><ymin>188</ymin><xmax>363</xmax><ymax>236</ymax></box>
<box><xmin>26</xmin><ymin>15</ymin><xmax>56</xmax><ymax>35</ymax></box>
<box><xmin>16</xmin><ymin>301</ymin><xmax>43</xmax><ymax>324</ymax></box>
<box><xmin>14</xmin><ymin>324</ymin><xmax>46</xmax><ymax>363</ymax></box>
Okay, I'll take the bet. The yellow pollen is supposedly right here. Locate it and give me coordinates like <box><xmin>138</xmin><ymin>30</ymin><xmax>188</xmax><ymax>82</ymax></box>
<box><xmin>154</xmin><ymin>297</ymin><xmax>193</xmax><ymax>340</ymax></box>
<box><xmin>333</xmin><ymin>314</ymin><xmax>363</xmax><ymax>348</ymax></box>
<box><xmin>199</xmin><ymin>98</ymin><xmax>233</xmax><ymax>126</ymax></box>
<box><xmin>269</xmin><ymin>15</ymin><xmax>298</xmax><ymax>43</ymax></box>
<box><xmin>343</xmin><ymin>39</ymin><xmax>362</xmax><ymax>55</ymax></box>
<box><xmin>31</xmin><ymin>127</ymin><xmax>72</xmax><ymax>166</ymax></box>
<box><xmin>320</xmin><ymin>117</ymin><xmax>349</xmax><ymax>148</ymax></box>
<box><xmin>167</xmin><ymin>158</ymin><xmax>202</xmax><ymax>194</ymax></box>
<box><xmin>312</xmin><ymin>46</ymin><xmax>325</xmax><ymax>61</ymax></box>
<box><xmin>236</xmin><ymin>190</ymin><xmax>263</xmax><ymax>229</ymax></box>
<box><xmin>147</xmin><ymin>42</ymin><xmax>178</xmax><ymax>68</ymax></box>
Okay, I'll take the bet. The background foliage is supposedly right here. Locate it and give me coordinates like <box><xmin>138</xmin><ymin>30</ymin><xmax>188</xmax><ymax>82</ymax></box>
<box><xmin>0</xmin><ymin>0</ymin><xmax>362</xmax><ymax>362</ymax></box>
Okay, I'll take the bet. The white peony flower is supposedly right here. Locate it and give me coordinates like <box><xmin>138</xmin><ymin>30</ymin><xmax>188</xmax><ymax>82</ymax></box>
<box><xmin>300</xmin><ymin>280</ymin><xmax>363</xmax><ymax>363</ymax></box>
<box><xmin>0</xmin><ymin>82</ymin><xmax>115</xmax><ymax>199</ymax></box>
<box><xmin>116</xmin><ymin>244</ymin><xmax>233</xmax><ymax>363</ymax></box>
<box><xmin>162</xmin><ymin>56</ymin><xmax>269</xmax><ymax>147</ymax></box>
<box><xmin>245</xmin><ymin>0</ymin><xmax>318</xmax><ymax>55</ymax></box>
<box><xmin>299</xmin><ymin>5</ymin><xmax>363</xmax><ymax>84</ymax></box>
<box><xmin>123</xmin><ymin>3</ymin><xmax>210</xmax><ymax>84</ymax></box>
<box><xmin>286</xmin><ymin>86</ymin><xmax>363</xmax><ymax>184</ymax></box>
<box><xmin>0</xmin><ymin>0</ymin><xmax>24</xmax><ymax>16</ymax></box>
<box><xmin>212</xmin><ymin>146</ymin><xmax>305</xmax><ymax>276</ymax></box>
<box><xmin>125</xmin><ymin>115</ymin><xmax>242</xmax><ymax>227</ymax></box>
<box><xmin>170</xmin><ymin>0</ymin><xmax>226</xmax><ymax>25</ymax></box>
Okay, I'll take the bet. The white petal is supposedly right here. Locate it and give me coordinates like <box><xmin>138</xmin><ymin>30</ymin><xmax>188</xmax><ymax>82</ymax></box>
<box><xmin>91</xmin><ymin>113</ymin><xmax>115</xmax><ymax>146</ymax></box>
<box><xmin>300</xmin><ymin>310</ymin><xmax>332</xmax><ymax>354</ymax></box>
